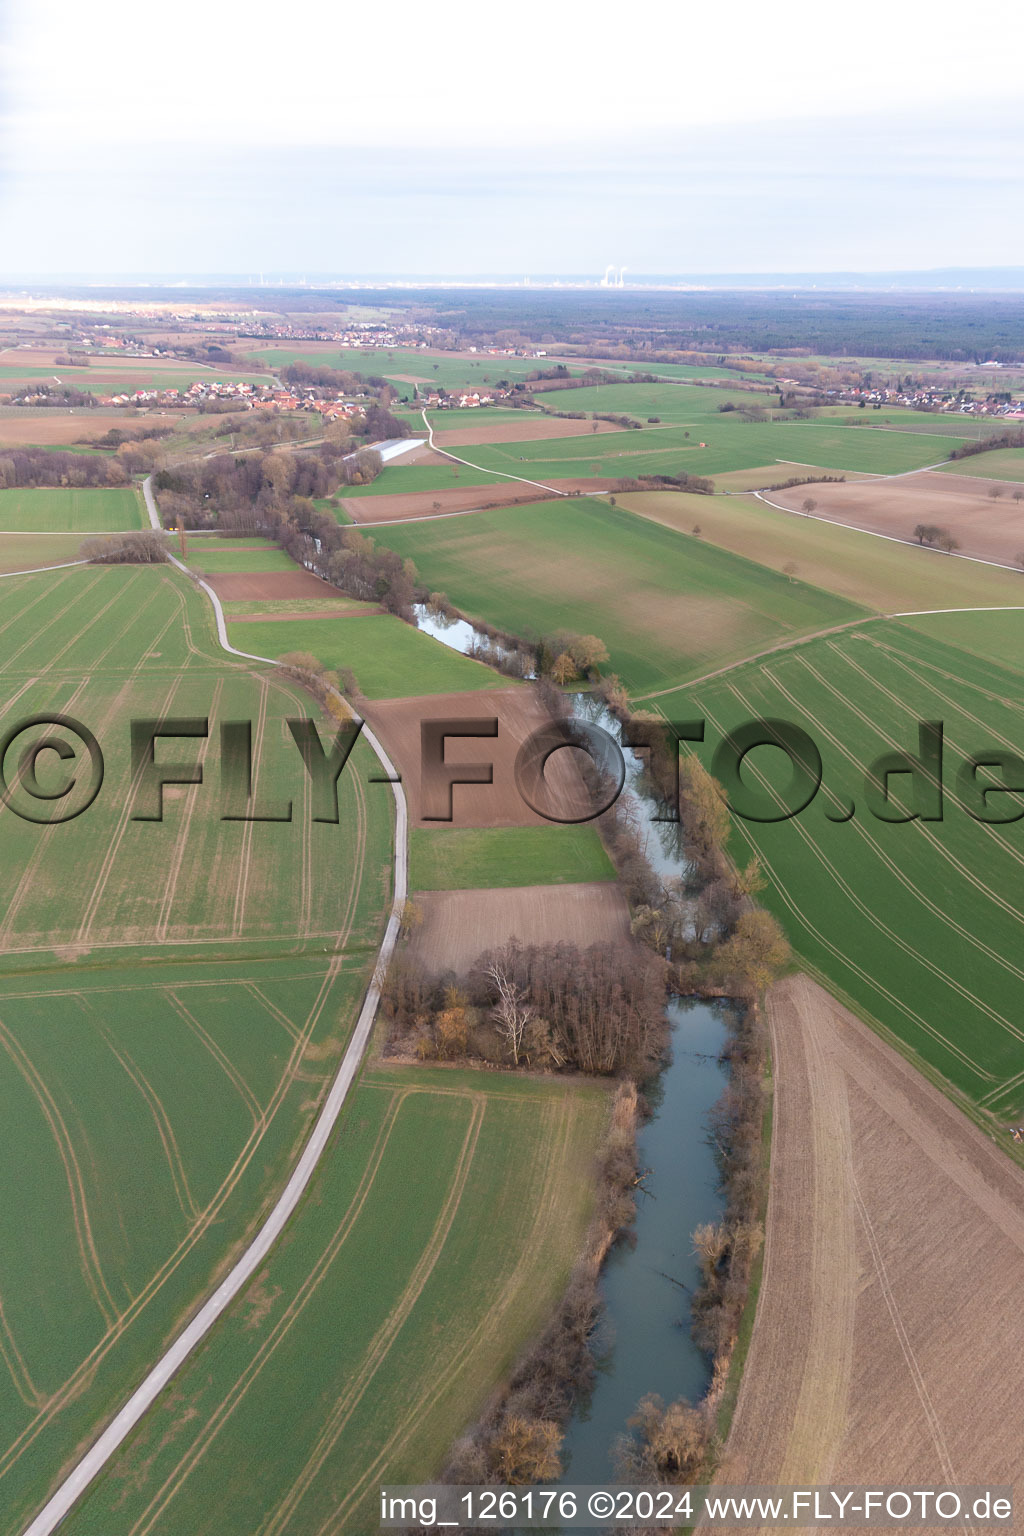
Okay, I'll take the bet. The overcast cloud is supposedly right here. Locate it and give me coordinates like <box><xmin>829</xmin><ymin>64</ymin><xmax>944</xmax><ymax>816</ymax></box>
<box><xmin>1</xmin><ymin>0</ymin><xmax>1022</xmax><ymax>278</ymax></box>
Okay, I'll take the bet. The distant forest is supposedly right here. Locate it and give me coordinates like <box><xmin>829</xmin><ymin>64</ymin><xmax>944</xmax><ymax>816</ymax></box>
<box><xmin>394</xmin><ymin>290</ymin><xmax>1024</xmax><ymax>362</ymax></box>
<box><xmin>21</xmin><ymin>285</ymin><xmax>1024</xmax><ymax>363</ymax></box>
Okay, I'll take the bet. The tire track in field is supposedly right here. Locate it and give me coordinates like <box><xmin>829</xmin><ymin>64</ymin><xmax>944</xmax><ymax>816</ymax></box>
<box><xmin>262</xmin><ymin>1097</ymin><xmax>487</xmax><ymax>1536</ymax></box>
<box><xmin>741</xmin><ymin>665</ymin><xmax>1024</xmax><ymax>1050</ymax></box>
<box><xmin>839</xmin><ymin>635</ymin><xmax>1024</xmax><ymax>893</ymax></box>
<box><xmin>848</xmin><ymin>1170</ymin><xmax>962</xmax><ymax>1489</ymax></box>
<box><xmin>162</xmin><ymin>992</ymin><xmax>264</xmax><ymax>1131</ymax></box>
<box><xmin>863</xmin><ymin>630</ymin><xmax>1024</xmax><ymax>715</ymax></box>
<box><xmin>0</xmin><ymin>1295</ymin><xmax>45</xmax><ymax>1411</ymax></box>
<box><xmin>155</xmin><ymin>678</ymin><xmax>224</xmax><ymax>942</ymax></box>
<box><xmin>0</xmin><ymin>581</ymin><xmax>188</xmax><ymax>947</ymax></box>
<box><xmin>770</xmin><ymin>651</ymin><xmax>1024</xmax><ymax>1036</ymax></box>
<box><xmin>0</xmin><ymin>675</ymin><xmax>92</xmax><ymax>940</ymax></box>
<box><xmin>231</xmin><ymin>674</ymin><xmax>273</xmax><ymax>937</ymax></box>
<box><xmin>0</xmin><ymin>566</ymin><xmax>86</xmax><ymax>644</ymax></box>
<box><xmin>781</xmin><ymin>650</ymin><xmax>1024</xmax><ymax>963</ymax></box>
<box><xmin>0</xmin><ymin>1017</ymin><xmax>118</xmax><ymax>1330</ymax></box>
<box><xmin>323</xmin><ymin>1093</ymin><xmax>581</xmax><ymax>1533</ymax></box>
<box><xmin>0</xmin><ymin>605</ymin><xmax>184</xmax><ymax>947</ymax></box>
<box><xmin>80</xmin><ymin>1000</ymin><xmax>199</xmax><ymax>1223</ymax></box>
<box><xmin>73</xmin><ymin>669</ymin><xmax>190</xmax><ymax>947</ymax></box>
<box><xmin>122</xmin><ymin>1090</ymin><xmax>411</xmax><ymax>1536</ymax></box>
<box><xmin>4</xmin><ymin>569</ymin><xmax>139</xmax><ymax>677</ymax></box>
<box><xmin>241</xmin><ymin>985</ymin><xmax>302</xmax><ymax>1044</ymax></box>
<box><xmin>724</xmin><ymin>670</ymin><xmax>1020</xmax><ymax>1058</ymax></box>
<box><xmin>0</xmin><ymin>959</ymin><xmax>352</xmax><ymax>1488</ymax></box>
<box><xmin>820</xmin><ymin>641</ymin><xmax>1024</xmax><ymax>890</ymax></box>
<box><xmin>699</xmin><ymin>695</ymin><xmax>995</xmax><ymax>1083</ymax></box>
<box><xmin>776</xmin><ymin>998</ymin><xmax>855</xmax><ymax>1485</ymax></box>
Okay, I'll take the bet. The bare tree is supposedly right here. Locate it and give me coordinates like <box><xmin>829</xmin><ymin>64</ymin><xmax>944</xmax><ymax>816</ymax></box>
<box><xmin>801</xmin><ymin>496</ymin><xmax>817</xmax><ymax>516</ymax></box>
<box><xmin>989</xmin><ymin>484</ymin><xmax>1004</xmax><ymax>500</ymax></box>
<box><xmin>486</xmin><ymin>948</ymin><xmax>535</xmax><ymax>1066</ymax></box>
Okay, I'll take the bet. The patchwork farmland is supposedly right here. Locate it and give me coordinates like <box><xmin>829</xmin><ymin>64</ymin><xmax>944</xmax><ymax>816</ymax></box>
<box><xmin>6</xmin><ymin>290</ymin><xmax>1024</xmax><ymax>1536</ymax></box>
<box><xmin>370</xmin><ymin>500</ymin><xmax>866</xmax><ymax>694</ymax></box>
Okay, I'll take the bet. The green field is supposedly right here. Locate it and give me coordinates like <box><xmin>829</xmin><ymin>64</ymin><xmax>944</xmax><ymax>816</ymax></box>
<box><xmin>312</xmin><ymin>495</ymin><xmax>352</xmax><ymax>522</ymax></box>
<box><xmin>447</xmin><ymin>419</ymin><xmax>968</xmax><ymax>482</ymax></box>
<box><xmin>620</xmin><ymin>490</ymin><xmax>1024</xmax><ymax>620</ymax></box>
<box><xmin>342</xmin><ymin>463</ymin><xmax>495</xmax><ymax>499</ymax></box>
<box><xmin>534</xmin><ymin>381</ymin><xmax>760</xmax><ymax>424</ymax></box>
<box><xmin>227</xmin><ymin>612</ymin><xmax>506</xmax><ymax>698</ymax></box>
<box><xmin>64</xmin><ymin>1068</ymin><xmax>606</xmax><ymax>1536</ymax></box>
<box><xmin>185</xmin><ymin>544</ymin><xmax>298</xmax><ymax>573</ymax></box>
<box><xmin>900</xmin><ymin>607</ymin><xmax>1024</xmax><ymax>675</ymax></box>
<box><xmin>0</xmin><ymin>366</ymin><xmax>271</xmax><ymax>393</ymax></box>
<box><xmin>653</xmin><ymin>619</ymin><xmax>1024</xmax><ymax>1117</ymax></box>
<box><xmin>0</xmin><ymin>487</ymin><xmax>145</xmax><ymax>533</ymax></box>
<box><xmin>0</xmin><ymin>564</ymin><xmax>396</xmax><ymax>1533</ymax></box>
<box><xmin>0</xmin><ymin>533</ymin><xmax>86</xmax><ymax>573</ymax></box>
<box><xmin>940</xmin><ymin>446</ymin><xmax>1024</xmax><ymax>482</ymax></box>
<box><xmin>221</xmin><ymin>596</ymin><xmax>378</xmax><ymax>617</ymax></box>
<box><xmin>371</xmin><ymin>500</ymin><xmax>866</xmax><ymax>695</ymax></box>
<box><xmin>410</xmin><ymin>824</ymin><xmax>616</xmax><ymax>890</ymax></box>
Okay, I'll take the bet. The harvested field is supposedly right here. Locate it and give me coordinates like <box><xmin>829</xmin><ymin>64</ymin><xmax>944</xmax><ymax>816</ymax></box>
<box><xmin>0</xmin><ymin>410</ymin><xmax>196</xmax><ymax>446</ymax></box>
<box><xmin>204</xmin><ymin>569</ymin><xmax>340</xmax><ymax>601</ymax></box>
<box><xmin>361</xmin><ymin>687</ymin><xmax>590</xmax><ymax>828</ymax></box>
<box><xmin>718</xmin><ymin>973</ymin><xmax>1024</xmax><ymax>1515</ymax></box>
<box><xmin>406</xmin><ymin>882</ymin><xmax>631</xmax><ymax>972</ymax></box>
<box><xmin>619</xmin><ymin>490</ymin><xmax>1024</xmax><ymax>615</ymax></box>
<box><xmin>432</xmin><ymin>416</ymin><xmax>620</xmax><ymax>448</ymax></box>
<box><xmin>767</xmin><ymin>470</ymin><xmax>1024</xmax><ymax>566</ymax></box>
<box><xmin>342</xmin><ymin>480</ymin><xmax>615</xmax><ymax>524</ymax></box>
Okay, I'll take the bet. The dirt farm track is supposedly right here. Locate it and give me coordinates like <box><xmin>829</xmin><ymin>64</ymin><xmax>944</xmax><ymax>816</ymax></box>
<box><xmin>717</xmin><ymin>974</ymin><xmax>1024</xmax><ymax>1529</ymax></box>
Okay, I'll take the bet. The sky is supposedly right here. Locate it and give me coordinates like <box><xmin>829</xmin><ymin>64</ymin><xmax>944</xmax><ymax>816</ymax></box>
<box><xmin>1</xmin><ymin>0</ymin><xmax>1023</xmax><ymax>280</ymax></box>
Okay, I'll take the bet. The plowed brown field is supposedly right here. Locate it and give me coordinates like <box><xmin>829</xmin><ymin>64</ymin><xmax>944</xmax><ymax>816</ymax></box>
<box><xmin>360</xmin><ymin>687</ymin><xmax>588</xmax><ymax>829</ymax></box>
<box><xmin>204</xmin><ymin>570</ymin><xmax>339</xmax><ymax>601</ymax></box>
<box><xmin>717</xmin><ymin>973</ymin><xmax>1024</xmax><ymax>1530</ymax></box>
<box><xmin>0</xmin><ymin>410</ymin><xmax>198</xmax><ymax>446</ymax></box>
<box><xmin>768</xmin><ymin>471</ymin><xmax>1024</xmax><ymax>567</ymax></box>
<box><xmin>406</xmin><ymin>882</ymin><xmax>630</xmax><ymax>971</ymax></box>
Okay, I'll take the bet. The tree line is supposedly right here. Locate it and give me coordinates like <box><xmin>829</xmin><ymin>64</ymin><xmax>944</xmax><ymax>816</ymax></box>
<box><xmin>0</xmin><ymin>446</ymin><xmax>131</xmax><ymax>489</ymax></box>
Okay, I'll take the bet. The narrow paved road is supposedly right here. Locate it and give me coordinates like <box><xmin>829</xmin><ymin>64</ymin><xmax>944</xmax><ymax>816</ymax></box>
<box><xmin>22</xmin><ymin>560</ymin><xmax>408</xmax><ymax>1536</ymax></box>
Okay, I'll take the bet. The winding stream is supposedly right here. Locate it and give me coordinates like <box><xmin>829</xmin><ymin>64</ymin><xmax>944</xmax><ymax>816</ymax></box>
<box><xmin>413</xmin><ymin>619</ymin><xmax>733</xmax><ymax>1478</ymax></box>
